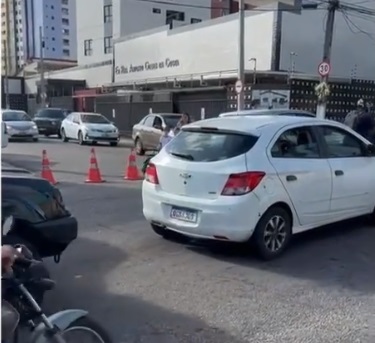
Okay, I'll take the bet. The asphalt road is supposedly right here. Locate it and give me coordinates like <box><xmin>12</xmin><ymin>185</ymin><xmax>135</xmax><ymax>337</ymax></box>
<box><xmin>2</xmin><ymin>137</ymin><xmax>375</xmax><ymax>343</ymax></box>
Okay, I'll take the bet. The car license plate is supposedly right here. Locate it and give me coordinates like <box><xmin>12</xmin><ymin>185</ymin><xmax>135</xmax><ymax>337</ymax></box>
<box><xmin>170</xmin><ymin>207</ymin><xmax>197</xmax><ymax>223</ymax></box>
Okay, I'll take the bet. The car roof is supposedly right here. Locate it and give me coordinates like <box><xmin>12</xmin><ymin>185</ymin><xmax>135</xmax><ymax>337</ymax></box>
<box><xmin>2</xmin><ymin>109</ymin><xmax>27</xmax><ymax>113</ymax></box>
<box><xmin>185</xmin><ymin>115</ymin><xmax>330</xmax><ymax>135</ymax></box>
<box><xmin>77</xmin><ymin>112</ymin><xmax>103</xmax><ymax>116</ymax></box>
<box><xmin>219</xmin><ymin>109</ymin><xmax>315</xmax><ymax>117</ymax></box>
<box><xmin>151</xmin><ymin>113</ymin><xmax>182</xmax><ymax>117</ymax></box>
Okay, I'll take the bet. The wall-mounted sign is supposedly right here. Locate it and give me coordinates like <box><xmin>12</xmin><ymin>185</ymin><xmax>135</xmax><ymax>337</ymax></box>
<box><xmin>115</xmin><ymin>58</ymin><xmax>180</xmax><ymax>75</ymax></box>
<box><xmin>113</xmin><ymin>14</ymin><xmax>275</xmax><ymax>84</ymax></box>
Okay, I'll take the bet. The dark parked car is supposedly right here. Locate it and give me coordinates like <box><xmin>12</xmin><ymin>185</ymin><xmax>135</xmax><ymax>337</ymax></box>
<box><xmin>1</xmin><ymin>170</ymin><xmax>78</xmax><ymax>259</ymax></box>
<box><xmin>33</xmin><ymin>108</ymin><xmax>68</xmax><ymax>137</ymax></box>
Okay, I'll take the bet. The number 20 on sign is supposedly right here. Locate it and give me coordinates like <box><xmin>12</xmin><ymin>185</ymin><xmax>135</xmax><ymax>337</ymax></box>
<box><xmin>318</xmin><ymin>62</ymin><xmax>330</xmax><ymax>77</ymax></box>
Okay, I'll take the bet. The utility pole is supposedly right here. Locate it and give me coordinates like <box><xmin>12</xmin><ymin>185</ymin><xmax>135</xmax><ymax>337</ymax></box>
<box><xmin>316</xmin><ymin>0</ymin><xmax>339</xmax><ymax>119</ymax></box>
<box><xmin>39</xmin><ymin>26</ymin><xmax>46</xmax><ymax>108</ymax></box>
<box><xmin>3</xmin><ymin>40</ymin><xmax>10</xmax><ymax>109</ymax></box>
<box><xmin>237</xmin><ymin>0</ymin><xmax>245</xmax><ymax>111</ymax></box>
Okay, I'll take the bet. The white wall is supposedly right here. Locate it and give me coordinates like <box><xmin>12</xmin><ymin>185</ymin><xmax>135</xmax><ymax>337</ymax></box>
<box><xmin>76</xmin><ymin>0</ymin><xmax>109</xmax><ymax>65</ymax></box>
<box><xmin>279</xmin><ymin>2</ymin><xmax>375</xmax><ymax>80</ymax></box>
<box><xmin>113</xmin><ymin>0</ymin><xmax>211</xmax><ymax>39</ymax></box>
<box><xmin>24</xmin><ymin>64</ymin><xmax>112</xmax><ymax>94</ymax></box>
<box><xmin>114</xmin><ymin>12</ymin><xmax>275</xmax><ymax>84</ymax></box>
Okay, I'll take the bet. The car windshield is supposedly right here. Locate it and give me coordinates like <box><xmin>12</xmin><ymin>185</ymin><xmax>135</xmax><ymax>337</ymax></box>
<box><xmin>165</xmin><ymin>129</ymin><xmax>258</xmax><ymax>162</ymax></box>
<box><xmin>35</xmin><ymin>109</ymin><xmax>65</xmax><ymax>119</ymax></box>
<box><xmin>162</xmin><ymin>115</ymin><xmax>181</xmax><ymax>128</ymax></box>
<box><xmin>2</xmin><ymin>111</ymin><xmax>31</xmax><ymax>121</ymax></box>
<box><xmin>81</xmin><ymin>114</ymin><xmax>109</xmax><ymax>124</ymax></box>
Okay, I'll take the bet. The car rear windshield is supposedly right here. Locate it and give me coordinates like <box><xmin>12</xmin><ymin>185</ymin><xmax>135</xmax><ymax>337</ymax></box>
<box><xmin>81</xmin><ymin>114</ymin><xmax>109</xmax><ymax>124</ymax></box>
<box><xmin>163</xmin><ymin>115</ymin><xmax>181</xmax><ymax>128</ymax></box>
<box><xmin>165</xmin><ymin>129</ymin><xmax>258</xmax><ymax>162</ymax></box>
<box><xmin>2</xmin><ymin>111</ymin><xmax>31</xmax><ymax>121</ymax></box>
<box><xmin>35</xmin><ymin>109</ymin><xmax>65</xmax><ymax>119</ymax></box>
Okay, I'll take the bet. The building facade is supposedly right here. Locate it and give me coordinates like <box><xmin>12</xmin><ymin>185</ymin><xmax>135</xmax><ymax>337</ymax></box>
<box><xmin>1</xmin><ymin>0</ymin><xmax>24</xmax><ymax>75</ymax></box>
<box><xmin>77</xmin><ymin>0</ymin><xmax>212</xmax><ymax>66</ymax></box>
<box><xmin>1</xmin><ymin>0</ymin><xmax>77</xmax><ymax>77</ymax></box>
<box><xmin>25</xmin><ymin>1</ymin><xmax>375</xmax><ymax>93</ymax></box>
<box><xmin>24</xmin><ymin>0</ymin><xmax>77</xmax><ymax>61</ymax></box>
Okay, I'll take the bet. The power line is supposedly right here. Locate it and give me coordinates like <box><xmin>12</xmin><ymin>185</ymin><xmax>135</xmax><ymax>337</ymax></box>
<box><xmin>132</xmin><ymin>0</ymin><xmax>326</xmax><ymax>12</ymax></box>
<box><xmin>341</xmin><ymin>9</ymin><xmax>375</xmax><ymax>41</ymax></box>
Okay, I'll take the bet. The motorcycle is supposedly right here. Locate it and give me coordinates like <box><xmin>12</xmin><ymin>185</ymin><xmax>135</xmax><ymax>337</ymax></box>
<box><xmin>2</xmin><ymin>248</ymin><xmax>113</xmax><ymax>343</ymax></box>
<box><xmin>2</xmin><ymin>212</ymin><xmax>51</xmax><ymax>307</ymax></box>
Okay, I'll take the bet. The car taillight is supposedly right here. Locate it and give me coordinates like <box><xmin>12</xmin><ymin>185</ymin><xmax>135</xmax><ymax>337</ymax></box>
<box><xmin>221</xmin><ymin>171</ymin><xmax>265</xmax><ymax>196</ymax></box>
<box><xmin>145</xmin><ymin>163</ymin><xmax>159</xmax><ymax>184</ymax></box>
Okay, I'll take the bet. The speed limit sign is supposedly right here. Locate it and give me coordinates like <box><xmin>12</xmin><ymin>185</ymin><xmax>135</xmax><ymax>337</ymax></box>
<box><xmin>318</xmin><ymin>61</ymin><xmax>331</xmax><ymax>77</ymax></box>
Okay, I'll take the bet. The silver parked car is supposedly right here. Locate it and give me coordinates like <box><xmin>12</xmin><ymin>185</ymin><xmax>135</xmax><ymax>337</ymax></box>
<box><xmin>219</xmin><ymin>109</ymin><xmax>316</xmax><ymax>118</ymax></box>
<box><xmin>1</xmin><ymin>109</ymin><xmax>39</xmax><ymax>142</ymax></box>
<box><xmin>132</xmin><ymin>113</ymin><xmax>182</xmax><ymax>155</ymax></box>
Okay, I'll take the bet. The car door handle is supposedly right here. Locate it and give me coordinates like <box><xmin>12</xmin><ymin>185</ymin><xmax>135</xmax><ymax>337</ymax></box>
<box><xmin>335</xmin><ymin>170</ymin><xmax>344</xmax><ymax>176</ymax></box>
<box><xmin>286</xmin><ymin>175</ymin><xmax>297</xmax><ymax>182</ymax></box>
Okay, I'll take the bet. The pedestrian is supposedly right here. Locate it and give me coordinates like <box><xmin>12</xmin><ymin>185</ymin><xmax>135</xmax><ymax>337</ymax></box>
<box><xmin>353</xmin><ymin>106</ymin><xmax>375</xmax><ymax>142</ymax></box>
<box><xmin>142</xmin><ymin>125</ymin><xmax>173</xmax><ymax>174</ymax></box>
<box><xmin>174</xmin><ymin>112</ymin><xmax>192</xmax><ymax>136</ymax></box>
<box><xmin>344</xmin><ymin>99</ymin><xmax>366</xmax><ymax>129</ymax></box>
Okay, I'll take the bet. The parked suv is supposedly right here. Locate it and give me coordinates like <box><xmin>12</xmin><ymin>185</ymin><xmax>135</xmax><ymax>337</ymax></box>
<box><xmin>33</xmin><ymin>108</ymin><xmax>68</xmax><ymax>138</ymax></box>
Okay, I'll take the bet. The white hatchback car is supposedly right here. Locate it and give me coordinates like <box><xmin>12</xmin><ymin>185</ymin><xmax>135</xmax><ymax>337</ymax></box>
<box><xmin>142</xmin><ymin>115</ymin><xmax>375</xmax><ymax>259</ymax></box>
<box><xmin>60</xmin><ymin>112</ymin><xmax>120</xmax><ymax>146</ymax></box>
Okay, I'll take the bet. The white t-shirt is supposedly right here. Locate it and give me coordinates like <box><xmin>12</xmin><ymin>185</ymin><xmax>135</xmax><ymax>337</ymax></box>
<box><xmin>159</xmin><ymin>135</ymin><xmax>173</xmax><ymax>149</ymax></box>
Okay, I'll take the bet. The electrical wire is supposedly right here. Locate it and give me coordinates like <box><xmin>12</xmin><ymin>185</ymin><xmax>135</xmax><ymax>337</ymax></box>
<box><xmin>340</xmin><ymin>9</ymin><xmax>375</xmax><ymax>41</ymax></box>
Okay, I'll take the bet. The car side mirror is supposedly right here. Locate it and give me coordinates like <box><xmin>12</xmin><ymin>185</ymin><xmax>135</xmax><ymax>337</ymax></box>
<box><xmin>2</xmin><ymin>215</ymin><xmax>14</xmax><ymax>235</ymax></box>
<box><xmin>366</xmin><ymin>144</ymin><xmax>375</xmax><ymax>156</ymax></box>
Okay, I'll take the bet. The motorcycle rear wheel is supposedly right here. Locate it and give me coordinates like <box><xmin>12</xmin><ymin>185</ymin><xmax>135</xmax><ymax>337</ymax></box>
<box><xmin>59</xmin><ymin>316</ymin><xmax>113</xmax><ymax>343</ymax></box>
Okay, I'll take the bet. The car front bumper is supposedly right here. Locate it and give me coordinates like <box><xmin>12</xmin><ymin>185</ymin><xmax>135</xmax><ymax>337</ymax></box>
<box><xmin>84</xmin><ymin>131</ymin><xmax>120</xmax><ymax>142</ymax></box>
<box><xmin>8</xmin><ymin>128</ymin><xmax>39</xmax><ymax>139</ymax></box>
<box><xmin>142</xmin><ymin>180</ymin><xmax>261</xmax><ymax>242</ymax></box>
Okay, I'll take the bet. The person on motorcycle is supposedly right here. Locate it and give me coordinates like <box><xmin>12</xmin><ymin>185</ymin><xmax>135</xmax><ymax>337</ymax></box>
<box><xmin>2</xmin><ymin>245</ymin><xmax>20</xmax><ymax>342</ymax></box>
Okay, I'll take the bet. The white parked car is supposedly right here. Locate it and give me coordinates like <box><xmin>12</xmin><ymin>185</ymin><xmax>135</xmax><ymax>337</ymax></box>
<box><xmin>142</xmin><ymin>115</ymin><xmax>375</xmax><ymax>260</ymax></box>
<box><xmin>60</xmin><ymin>112</ymin><xmax>120</xmax><ymax>146</ymax></box>
<box><xmin>1</xmin><ymin>109</ymin><xmax>39</xmax><ymax>142</ymax></box>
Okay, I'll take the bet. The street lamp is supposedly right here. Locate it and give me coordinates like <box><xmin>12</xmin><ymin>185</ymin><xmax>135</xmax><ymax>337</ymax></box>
<box><xmin>249</xmin><ymin>58</ymin><xmax>257</xmax><ymax>85</ymax></box>
<box><xmin>288</xmin><ymin>52</ymin><xmax>297</xmax><ymax>83</ymax></box>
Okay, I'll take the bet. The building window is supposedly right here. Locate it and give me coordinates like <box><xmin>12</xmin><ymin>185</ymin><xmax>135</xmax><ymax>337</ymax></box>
<box><xmin>62</xmin><ymin>8</ymin><xmax>69</xmax><ymax>15</ymax></box>
<box><xmin>51</xmin><ymin>26</ymin><xmax>54</xmax><ymax>31</ymax></box>
<box><xmin>166</xmin><ymin>10</ymin><xmax>185</xmax><ymax>28</ymax></box>
<box><xmin>52</xmin><ymin>37</ymin><xmax>55</xmax><ymax>41</ymax></box>
<box><xmin>63</xmin><ymin>38</ymin><xmax>69</xmax><ymax>46</ymax></box>
<box><xmin>62</xmin><ymin>18</ymin><xmax>69</xmax><ymax>25</ymax></box>
<box><xmin>104</xmin><ymin>36</ymin><xmax>112</xmax><ymax>54</ymax></box>
<box><xmin>62</xmin><ymin>28</ymin><xmax>69</xmax><ymax>35</ymax></box>
<box><xmin>51</xmin><ymin>5</ymin><xmax>54</xmax><ymax>9</ymax></box>
<box><xmin>153</xmin><ymin>8</ymin><xmax>161</xmax><ymax>14</ymax></box>
<box><xmin>62</xmin><ymin>49</ymin><xmax>70</xmax><ymax>56</ymax></box>
<box><xmin>104</xmin><ymin>5</ymin><xmax>112</xmax><ymax>23</ymax></box>
<box><xmin>61</xmin><ymin>0</ymin><xmax>68</xmax><ymax>4</ymax></box>
<box><xmin>84</xmin><ymin>39</ymin><xmax>93</xmax><ymax>56</ymax></box>
<box><xmin>191</xmin><ymin>18</ymin><xmax>201</xmax><ymax>24</ymax></box>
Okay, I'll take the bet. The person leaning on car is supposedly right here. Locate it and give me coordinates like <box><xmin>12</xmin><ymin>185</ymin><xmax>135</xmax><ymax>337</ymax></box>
<box><xmin>344</xmin><ymin>99</ymin><xmax>375</xmax><ymax>143</ymax></box>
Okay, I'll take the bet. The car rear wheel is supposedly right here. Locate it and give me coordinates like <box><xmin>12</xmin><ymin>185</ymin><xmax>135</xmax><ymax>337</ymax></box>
<box><xmin>251</xmin><ymin>206</ymin><xmax>292</xmax><ymax>260</ymax></box>
<box><xmin>135</xmin><ymin>138</ymin><xmax>145</xmax><ymax>155</ymax></box>
<box><xmin>110</xmin><ymin>142</ymin><xmax>118</xmax><ymax>147</ymax></box>
<box><xmin>78</xmin><ymin>131</ymin><xmax>85</xmax><ymax>145</ymax></box>
<box><xmin>61</xmin><ymin>128</ymin><xmax>69</xmax><ymax>142</ymax></box>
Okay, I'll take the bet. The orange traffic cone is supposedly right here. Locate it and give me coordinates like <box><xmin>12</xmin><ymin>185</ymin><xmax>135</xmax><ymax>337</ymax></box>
<box><xmin>41</xmin><ymin>150</ymin><xmax>57</xmax><ymax>185</ymax></box>
<box><xmin>124</xmin><ymin>149</ymin><xmax>142</xmax><ymax>181</ymax></box>
<box><xmin>85</xmin><ymin>148</ymin><xmax>105</xmax><ymax>183</ymax></box>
